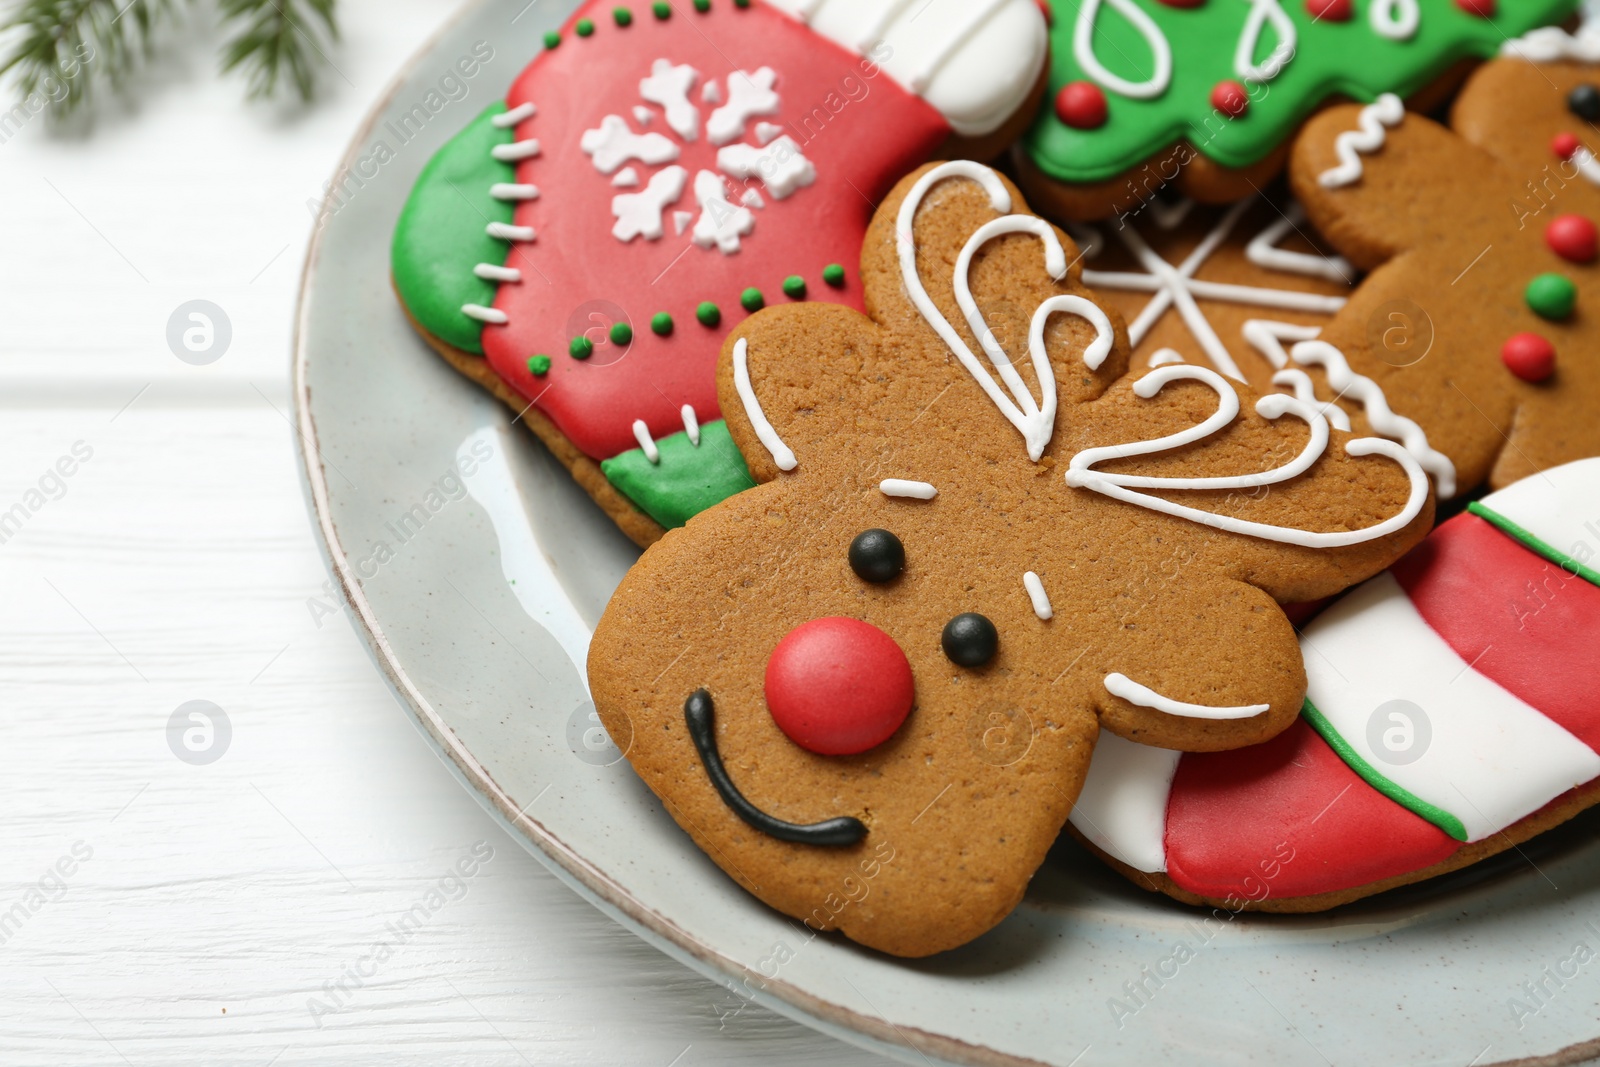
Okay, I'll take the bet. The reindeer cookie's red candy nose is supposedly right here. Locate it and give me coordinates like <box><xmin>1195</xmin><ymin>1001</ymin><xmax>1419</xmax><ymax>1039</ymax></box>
<box><xmin>764</xmin><ymin>618</ymin><xmax>914</xmax><ymax>756</ymax></box>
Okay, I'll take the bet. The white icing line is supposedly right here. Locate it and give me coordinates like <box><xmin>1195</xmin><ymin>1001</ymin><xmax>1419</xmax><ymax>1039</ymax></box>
<box><xmin>473</xmin><ymin>263</ymin><xmax>521</xmax><ymax>283</ymax></box>
<box><xmin>1235</xmin><ymin>0</ymin><xmax>1295</xmax><ymax>83</ymax></box>
<box><xmin>1246</xmin><ymin>204</ymin><xmax>1353</xmax><ymax>283</ymax></box>
<box><xmin>681</xmin><ymin>405</ymin><xmax>701</xmax><ymax>447</ymax></box>
<box><xmin>487</xmin><ymin>221</ymin><xmax>536</xmax><ymax>242</ymax></box>
<box><xmin>879</xmin><ymin>479</ymin><xmax>937</xmax><ymax>500</ymax></box>
<box><xmin>462</xmin><ymin>304</ymin><xmax>508</xmax><ymax>325</ymax></box>
<box><xmin>1272</xmin><ymin>367</ymin><xmax>1352</xmax><ymax>432</ymax></box>
<box><xmin>492</xmin><ymin>102</ymin><xmax>537</xmax><ymax>128</ymax></box>
<box><xmin>1573</xmin><ymin>146</ymin><xmax>1600</xmax><ymax>188</ymax></box>
<box><xmin>1370</xmin><ymin>0</ymin><xmax>1419</xmax><ymax>41</ymax></box>
<box><xmin>1240</xmin><ymin>319</ymin><xmax>1320</xmax><ymax>371</ymax></box>
<box><xmin>897</xmin><ymin>162</ymin><xmax>1114</xmax><ymax>462</ymax></box>
<box><xmin>1319</xmin><ymin>94</ymin><xmax>1404</xmax><ymax>189</ymax></box>
<box><xmin>491</xmin><ymin>139</ymin><xmax>542</xmax><ymax>163</ymax></box>
<box><xmin>1147</xmin><ymin>348</ymin><xmax>1185</xmax><ymax>367</ymax></box>
<box><xmin>490</xmin><ymin>183</ymin><xmax>540</xmax><ymax>201</ymax></box>
<box><xmin>1104</xmin><ymin>672</ymin><xmax>1269</xmax><ymax>721</ymax></box>
<box><xmin>1074</xmin><ymin>0</ymin><xmax>1171</xmax><ymax>100</ymax></box>
<box><xmin>1502</xmin><ymin>25</ymin><xmax>1600</xmax><ymax>62</ymax></box>
<box><xmin>908</xmin><ymin>0</ymin><xmax>1010</xmax><ymax>93</ymax></box>
<box><xmin>632</xmin><ymin>419</ymin><xmax>661</xmax><ymax>464</ymax></box>
<box><xmin>1066</xmin><ymin>363</ymin><xmax>1430</xmax><ymax>547</ymax></box>
<box><xmin>732</xmin><ymin>338</ymin><xmax>797</xmax><ymax>472</ymax></box>
<box><xmin>1290</xmin><ymin>339</ymin><xmax>1457</xmax><ymax>497</ymax></box>
<box><xmin>1022</xmin><ymin>571</ymin><xmax>1052</xmax><ymax>620</ymax></box>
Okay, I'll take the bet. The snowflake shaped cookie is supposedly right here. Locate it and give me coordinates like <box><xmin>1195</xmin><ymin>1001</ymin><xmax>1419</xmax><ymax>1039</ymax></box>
<box><xmin>581</xmin><ymin>60</ymin><xmax>817</xmax><ymax>255</ymax></box>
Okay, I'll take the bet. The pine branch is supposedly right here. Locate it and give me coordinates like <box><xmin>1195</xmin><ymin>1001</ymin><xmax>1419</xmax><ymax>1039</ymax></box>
<box><xmin>0</xmin><ymin>0</ymin><xmax>177</xmax><ymax>113</ymax></box>
<box><xmin>217</xmin><ymin>0</ymin><xmax>337</xmax><ymax>103</ymax></box>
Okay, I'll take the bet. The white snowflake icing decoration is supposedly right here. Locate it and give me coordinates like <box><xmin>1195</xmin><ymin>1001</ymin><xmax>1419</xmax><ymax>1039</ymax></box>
<box><xmin>581</xmin><ymin>59</ymin><xmax>817</xmax><ymax>255</ymax></box>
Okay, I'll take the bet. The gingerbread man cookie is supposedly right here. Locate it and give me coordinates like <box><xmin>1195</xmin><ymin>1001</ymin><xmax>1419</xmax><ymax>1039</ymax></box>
<box><xmin>1073</xmin><ymin>457</ymin><xmax>1600</xmax><ymax>912</ymax></box>
<box><xmin>391</xmin><ymin>0</ymin><xmax>1049</xmax><ymax>548</ymax></box>
<box><xmin>1017</xmin><ymin>0</ymin><xmax>1577</xmax><ymax>221</ymax></box>
<box><xmin>1289</xmin><ymin>55</ymin><xmax>1600</xmax><ymax>496</ymax></box>
<box><xmin>587</xmin><ymin>160</ymin><xmax>1434</xmax><ymax>956</ymax></box>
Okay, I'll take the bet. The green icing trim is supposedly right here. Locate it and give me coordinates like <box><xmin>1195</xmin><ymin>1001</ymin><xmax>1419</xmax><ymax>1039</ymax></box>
<box><xmin>602</xmin><ymin>420</ymin><xmax>755</xmax><ymax>529</ymax></box>
<box><xmin>1025</xmin><ymin>0</ymin><xmax>1580</xmax><ymax>184</ymax></box>
<box><xmin>1301</xmin><ymin>699</ymin><xmax>1468</xmax><ymax>842</ymax></box>
<box><xmin>1469</xmin><ymin>502</ymin><xmax>1600</xmax><ymax>590</ymax></box>
<box><xmin>391</xmin><ymin>103</ymin><xmax>516</xmax><ymax>355</ymax></box>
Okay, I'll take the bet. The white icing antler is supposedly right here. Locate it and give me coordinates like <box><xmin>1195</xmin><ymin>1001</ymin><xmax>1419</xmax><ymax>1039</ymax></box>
<box><xmin>1065</xmin><ymin>364</ymin><xmax>1429</xmax><ymax>548</ymax></box>
<box><xmin>897</xmin><ymin>162</ymin><xmax>1114</xmax><ymax>462</ymax></box>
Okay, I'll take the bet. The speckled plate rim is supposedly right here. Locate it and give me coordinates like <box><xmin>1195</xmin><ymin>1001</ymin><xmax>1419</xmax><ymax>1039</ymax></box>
<box><xmin>290</xmin><ymin>5</ymin><xmax>1600</xmax><ymax>1065</ymax></box>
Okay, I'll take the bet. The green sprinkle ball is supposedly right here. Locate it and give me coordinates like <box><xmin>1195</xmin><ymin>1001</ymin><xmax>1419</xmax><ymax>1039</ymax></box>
<box><xmin>575</xmin><ymin>17</ymin><xmax>595</xmax><ymax>36</ymax></box>
<box><xmin>693</xmin><ymin>0</ymin><xmax>710</xmax><ymax>11</ymax></box>
<box><xmin>1526</xmin><ymin>273</ymin><xmax>1577</xmax><ymax>320</ymax></box>
<box><xmin>822</xmin><ymin>263</ymin><xmax>846</xmax><ymax>288</ymax></box>
<box><xmin>740</xmin><ymin>287</ymin><xmax>764</xmax><ymax>312</ymax></box>
<box><xmin>613</xmin><ymin>6</ymin><xmax>632</xmax><ymax>25</ymax></box>
<box><xmin>653</xmin><ymin>0</ymin><xmax>671</xmax><ymax>16</ymax></box>
<box><xmin>782</xmin><ymin>275</ymin><xmax>807</xmax><ymax>300</ymax></box>
<box><xmin>651</xmin><ymin>311</ymin><xmax>674</xmax><ymax>336</ymax></box>
<box><xmin>528</xmin><ymin>354</ymin><xmax>552</xmax><ymax>376</ymax></box>
<box><xmin>543</xmin><ymin>30</ymin><xmax>561</xmax><ymax>48</ymax></box>
<box><xmin>733</xmin><ymin>0</ymin><xmax>750</xmax><ymax>7</ymax></box>
<box><xmin>610</xmin><ymin>321</ymin><xmax>634</xmax><ymax>345</ymax></box>
<box><xmin>696</xmin><ymin>301</ymin><xmax>721</xmax><ymax>327</ymax></box>
<box><xmin>570</xmin><ymin>336</ymin><xmax>594</xmax><ymax>360</ymax></box>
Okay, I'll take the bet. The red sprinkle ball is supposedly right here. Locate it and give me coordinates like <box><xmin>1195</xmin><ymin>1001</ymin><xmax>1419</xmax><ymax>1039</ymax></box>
<box><xmin>1056</xmin><ymin>80</ymin><xmax>1109</xmax><ymax>130</ymax></box>
<box><xmin>763</xmin><ymin>617</ymin><xmax>915</xmax><ymax>756</ymax></box>
<box><xmin>1547</xmin><ymin>214</ymin><xmax>1599</xmax><ymax>263</ymax></box>
<box><xmin>1305</xmin><ymin>0</ymin><xmax>1353</xmax><ymax>19</ymax></box>
<box><xmin>1454</xmin><ymin>0</ymin><xmax>1495</xmax><ymax>15</ymax></box>
<box><xmin>1033</xmin><ymin>0</ymin><xmax>1052</xmax><ymax>26</ymax></box>
<box><xmin>1553</xmin><ymin>132</ymin><xmax>1582</xmax><ymax>161</ymax></box>
<box><xmin>1211</xmin><ymin>80</ymin><xmax>1250</xmax><ymax>118</ymax></box>
<box><xmin>1502</xmin><ymin>333</ymin><xmax>1557</xmax><ymax>383</ymax></box>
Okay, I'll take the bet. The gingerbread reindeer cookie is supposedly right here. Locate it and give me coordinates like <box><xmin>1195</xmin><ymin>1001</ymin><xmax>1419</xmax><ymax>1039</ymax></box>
<box><xmin>391</xmin><ymin>0</ymin><xmax>1049</xmax><ymax>547</ymax></box>
<box><xmin>1289</xmin><ymin>67</ymin><xmax>1600</xmax><ymax>496</ymax></box>
<box><xmin>587</xmin><ymin>161</ymin><xmax>1433</xmax><ymax>956</ymax></box>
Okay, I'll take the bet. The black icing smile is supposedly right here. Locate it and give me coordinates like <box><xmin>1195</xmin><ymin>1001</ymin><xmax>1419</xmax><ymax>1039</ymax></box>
<box><xmin>683</xmin><ymin>690</ymin><xmax>866</xmax><ymax>847</ymax></box>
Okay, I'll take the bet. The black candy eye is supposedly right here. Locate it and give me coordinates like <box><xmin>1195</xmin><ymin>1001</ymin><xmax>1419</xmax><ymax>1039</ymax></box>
<box><xmin>942</xmin><ymin>613</ymin><xmax>998</xmax><ymax>667</ymax></box>
<box><xmin>1570</xmin><ymin>84</ymin><xmax>1600</xmax><ymax>123</ymax></box>
<box><xmin>849</xmin><ymin>529</ymin><xmax>905</xmax><ymax>583</ymax></box>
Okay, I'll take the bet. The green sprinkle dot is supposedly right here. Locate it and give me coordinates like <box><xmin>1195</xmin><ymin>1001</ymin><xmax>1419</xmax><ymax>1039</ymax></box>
<box><xmin>613</xmin><ymin>6</ymin><xmax>632</xmax><ymax>25</ymax></box>
<box><xmin>543</xmin><ymin>30</ymin><xmax>561</xmax><ymax>48</ymax></box>
<box><xmin>653</xmin><ymin>0</ymin><xmax>671</xmax><ymax>16</ymax></box>
<box><xmin>610</xmin><ymin>321</ymin><xmax>634</xmax><ymax>345</ymax></box>
<box><xmin>575</xmin><ymin>17</ymin><xmax>595</xmax><ymax>35</ymax></box>
<box><xmin>570</xmin><ymin>336</ymin><xmax>594</xmax><ymax>360</ymax></box>
<box><xmin>651</xmin><ymin>311</ymin><xmax>674</xmax><ymax>336</ymax></box>
<box><xmin>528</xmin><ymin>354</ymin><xmax>552</xmax><ymax>376</ymax></box>
<box><xmin>733</xmin><ymin>0</ymin><xmax>750</xmax><ymax>7</ymax></box>
<box><xmin>740</xmin><ymin>287</ymin><xmax>764</xmax><ymax>313</ymax></box>
<box><xmin>693</xmin><ymin>0</ymin><xmax>709</xmax><ymax>11</ymax></box>
<box><xmin>1526</xmin><ymin>273</ymin><xmax>1578</xmax><ymax>320</ymax></box>
<box><xmin>822</xmin><ymin>263</ymin><xmax>846</xmax><ymax>288</ymax></box>
<box><xmin>696</xmin><ymin>301</ymin><xmax>721</xmax><ymax>327</ymax></box>
<box><xmin>782</xmin><ymin>275</ymin><xmax>807</xmax><ymax>300</ymax></box>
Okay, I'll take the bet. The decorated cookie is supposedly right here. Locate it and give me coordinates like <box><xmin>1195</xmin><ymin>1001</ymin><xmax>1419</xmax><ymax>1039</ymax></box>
<box><xmin>1016</xmin><ymin>0</ymin><xmax>1577</xmax><ymax>221</ymax></box>
<box><xmin>1073</xmin><ymin>457</ymin><xmax>1600</xmax><ymax>911</ymax></box>
<box><xmin>391</xmin><ymin>0</ymin><xmax>1049</xmax><ymax>547</ymax></box>
<box><xmin>586</xmin><ymin>160</ymin><xmax>1434</xmax><ymax>957</ymax></box>
<box><xmin>1288</xmin><ymin>52</ymin><xmax>1600</xmax><ymax>497</ymax></box>
<box><xmin>1069</xmin><ymin>189</ymin><xmax>1359</xmax><ymax>419</ymax></box>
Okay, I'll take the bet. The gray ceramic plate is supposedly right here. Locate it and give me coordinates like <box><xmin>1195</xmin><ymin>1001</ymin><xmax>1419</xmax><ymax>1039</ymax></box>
<box><xmin>294</xmin><ymin>3</ymin><xmax>1600</xmax><ymax>1063</ymax></box>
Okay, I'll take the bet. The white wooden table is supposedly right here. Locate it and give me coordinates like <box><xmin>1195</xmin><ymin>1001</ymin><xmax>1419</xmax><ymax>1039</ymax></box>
<box><xmin>0</xmin><ymin>4</ymin><xmax>889</xmax><ymax>1062</ymax></box>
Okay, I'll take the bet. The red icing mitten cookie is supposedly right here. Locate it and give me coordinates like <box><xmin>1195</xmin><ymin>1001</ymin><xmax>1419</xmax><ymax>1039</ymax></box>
<box><xmin>586</xmin><ymin>161</ymin><xmax>1433</xmax><ymax>957</ymax></box>
<box><xmin>1288</xmin><ymin>72</ymin><xmax>1600</xmax><ymax>497</ymax></box>
<box><xmin>392</xmin><ymin>0</ymin><xmax>1049</xmax><ymax>547</ymax></box>
<box><xmin>1072</xmin><ymin>457</ymin><xmax>1600</xmax><ymax>910</ymax></box>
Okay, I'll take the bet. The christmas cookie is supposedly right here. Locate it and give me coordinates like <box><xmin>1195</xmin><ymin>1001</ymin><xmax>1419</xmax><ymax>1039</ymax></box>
<box><xmin>1068</xmin><ymin>188</ymin><xmax>1359</xmax><ymax>420</ymax></box>
<box><xmin>391</xmin><ymin>0</ymin><xmax>1049</xmax><ymax>548</ymax></box>
<box><xmin>1072</xmin><ymin>457</ymin><xmax>1600</xmax><ymax>911</ymax></box>
<box><xmin>586</xmin><ymin>160</ymin><xmax>1434</xmax><ymax>957</ymax></box>
<box><xmin>1288</xmin><ymin>51</ymin><xmax>1600</xmax><ymax>497</ymax></box>
<box><xmin>1016</xmin><ymin>0</ymin><xmax>1577</xmax><ymax>221</ymax></box>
